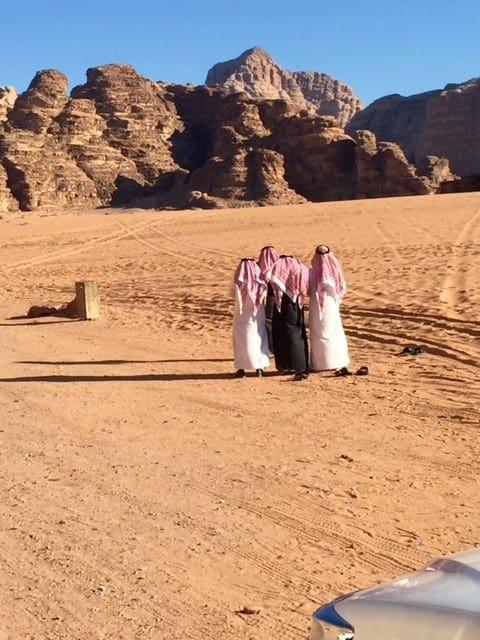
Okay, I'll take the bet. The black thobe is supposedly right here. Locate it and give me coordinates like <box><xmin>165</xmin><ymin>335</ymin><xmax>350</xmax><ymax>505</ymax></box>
<box><xmin>271</xmin><ymin>293</ymin><xmax>309</xmax><ymax>372</ymax></box>
<box><xmin>264</xmin><ymin>284</ymin><xmax>275</xmax><ymax>354</ymax></box>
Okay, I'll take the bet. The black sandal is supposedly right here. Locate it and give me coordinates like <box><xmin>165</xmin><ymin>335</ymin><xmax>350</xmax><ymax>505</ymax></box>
<box><xmin>399</xmin><ymin>345</ymin><xmax>417</xmax><ymax>355</ymax></box>
<box><xmin>399</xmin><ymin>344</ymin><xmax>426</xmax><ymax>356</ymax></box>
<box><xmin>334</xmin><ymin>367</ymin><xmax>352</xmax><ymax>377</ymax></box>
<box><xmin>293</xmin><ymin>371</ymin><xmax>309</xmax><ymax>381</ymax></box>
<box><xmin>356</xmin><ymin>366</ymin><xmax>369</xmax><ymax>376</ymax></box>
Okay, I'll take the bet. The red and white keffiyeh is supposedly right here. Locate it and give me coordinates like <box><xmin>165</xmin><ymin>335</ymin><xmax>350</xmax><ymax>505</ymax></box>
<box><xmin>268</xmin><ymin>255</ymin><xmax>310</xmax><ymax>310</ymax></box>
<box><xmin>310</xmin><ymin>245</ymin><xmax>347</xmax><ymax>308</ymax></box>
<box><xmin>233</xmin><ymin>258</ymin><xmax>267</xmax><ymax>312</ymax></box>
<box><xmin>258</xmin><ymin>245</ymin><xmax>279</xmax><ymax>279</ymax></box>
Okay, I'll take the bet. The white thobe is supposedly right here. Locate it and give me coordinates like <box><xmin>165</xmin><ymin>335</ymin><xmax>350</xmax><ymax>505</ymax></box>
<box><xmin>309</xmin><ymin>286</ymin><xmax>349</xmax><ymax>371</ymax></box>
<box><xmin>233</xmin><ymin>297</ymin><xmax>270</xmax><ymax>371</ymax></box>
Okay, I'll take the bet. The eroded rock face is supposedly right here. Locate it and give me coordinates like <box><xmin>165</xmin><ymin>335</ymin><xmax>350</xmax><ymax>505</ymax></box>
<box><xmin>165</xmin><ymin>85</ymin><xmax>305</xmax><ymax>206</ymax></box>
<box><xmin>293</xmin><ymin>72</ymin><xmax>362</xmax><ymax>128</ymax></box>
<box><xmin>8</xmin><ymin>70</ymin><xmax>69</xmax><ymax>133</ymax></box>
<box><xmin>206</xmin><ymin>48</ymin><xmax>308</xmax><ymax>104</ymax></box>
<box><xmin>206</xmin><ymin>47</ymin><xmax>361</xmax><ymax>128</ymax></box>
<box><xmin>347</xmin><ymin>91</ymin><xmax>439</xmax><ymax>163</ymax></box>
<box><xmin>416</xmin><ymin>79</ymin><xmax>480</xmax><ymax>176</ymax></box>
<box><xmin>71</xmin><ymin>65</ymin><xmax>182</xmax><ymax>182</ymax></box>
<box><xmin>416</xmin><ymin>155</ymin><xmax>456</xmax><ymax>188</ymax></box>
<box><xmin>0</xmin><ymin>65</ymin><xmax>184</xmax><ymax>210</ymax></box>
<box><xmin>353</xmin><ymin>132</ymin><xmax>431</xmax><ymax>198</ymax></box>
<box><xmin>52</xmin><ymin>97</ymin><xmax>142</xmax><ymax>204</ymax></box>
<box><xmin>270</xmin><ymin>115</ymin><xmax>357</xmax><ymax>201</ymax></box>
<box><xmin>440</xmin><ymin>174</ymin><xmax>480</xmax><ymax>193</ymax></box>
<box><xmin>0</xmin><ymin>62</ymin><xmax>437</xmax><ymax>213</ymax></box>
<box><xmin>0</xmin><ymin>164</ymin><xmax>19</xmax><ymax>212</ymax></box>
<box><xmin>348</xmin><ymin>78</ymin><xmax>480</xmax><ymax>178</ymax></box>
<box><xmin>0</xmin><ymin>86</ymin><xmax>17</xmax><ymax>123</ymax></box>
<box><xmin>246</xmin><ymin>148</ymin><xmax>306</xmax><ymax>204</ymax></box>
<box><xmin>269</xmin><ymin>119</ymin><xmax>430</xmax><ymax>202</ymax></box>
<box><xmin>1</xmin><ymin>69</ymin><xmax>98</xmax><ymax>211</ymax></box>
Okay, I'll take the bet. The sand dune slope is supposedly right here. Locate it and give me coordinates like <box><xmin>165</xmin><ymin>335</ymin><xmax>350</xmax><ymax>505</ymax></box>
<box><xmin>0</xmin><ymin>192</ymin><xmax>479</xmax><ymax>639</ymax></box>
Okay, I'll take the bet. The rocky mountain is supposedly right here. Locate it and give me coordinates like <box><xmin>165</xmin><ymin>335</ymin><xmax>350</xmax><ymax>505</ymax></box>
<box><xmin>206</xmin><ymin>47</ymin><xmax>361</xmax><ymax>128</ymax></box>
<box><xmin>0</xmin><ymin>62</ymin><xmax>447</xmax><ymax>214</ymax></box>
<box><xmin>347</xmin><ymin>90</ymin><xmax>440</xmax><ymax>164</ymax></box>
<box><xmin>348</xmin><ymin>78</ymin><xmax>480</xmax><ymax>178</ymax></box>
<box><xmin>416</xmin><ymin>78</ymin><xmax>480</xmax><ymax>177</ymax></box>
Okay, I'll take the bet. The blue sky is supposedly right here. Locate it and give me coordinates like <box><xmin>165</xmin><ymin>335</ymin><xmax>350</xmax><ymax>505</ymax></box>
<box><xmin>1</xmin><ymin>0</ymin><xmax>479</xmax><ymax>106</ymax></box>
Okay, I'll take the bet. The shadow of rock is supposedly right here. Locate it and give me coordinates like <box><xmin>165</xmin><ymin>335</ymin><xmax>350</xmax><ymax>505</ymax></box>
<box><xmin>27</xmin><ymin>298</ymin><xmax>79</xmax><ymax>319</ymax></box>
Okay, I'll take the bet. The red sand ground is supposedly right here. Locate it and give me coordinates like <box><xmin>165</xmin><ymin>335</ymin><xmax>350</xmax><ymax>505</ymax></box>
<box><xmin>1</xmin><ymin>193</ymin><xmax>479</xmax><ymax>639</ymax></box>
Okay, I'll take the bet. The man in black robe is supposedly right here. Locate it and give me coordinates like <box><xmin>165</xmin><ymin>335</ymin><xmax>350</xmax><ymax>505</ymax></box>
<box><xmin>269</xmin><ymin>255</ymin><xmax>310</xmax><ymax>381</ymax></box>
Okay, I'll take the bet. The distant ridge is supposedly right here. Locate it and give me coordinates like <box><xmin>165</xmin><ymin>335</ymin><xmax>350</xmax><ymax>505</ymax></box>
<box><xmin>206</xmin><ymin>47</ymin><xmax>362</xmax><ymax>128</ymax></box>
<box><xmin>0</xmin><ymin>61</ymin><xmax>436</xmax><ymax>213</ymax></box>
<box><xmin>348</xmin><ymin>78</ymin><xmax>480</xmax><ymax>177</ymax></box>
<box><xmin>7</xmin><ymin>48</ymin><xmax>480</xmax><ymax>213</ymax></box>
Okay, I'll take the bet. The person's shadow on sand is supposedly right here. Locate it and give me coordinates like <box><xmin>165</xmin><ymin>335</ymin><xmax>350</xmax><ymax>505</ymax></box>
<box><xmin>16</xmin><ymin>358</ymin><xmax>231</xmax><ymax>365</ymax></box>
<box><xmin>1</xmin><ymin>372</ymin><xmax>240</xmax><ymax>382</ymax></box>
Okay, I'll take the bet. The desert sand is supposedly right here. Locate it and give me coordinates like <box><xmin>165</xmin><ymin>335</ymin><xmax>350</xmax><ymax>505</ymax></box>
<box><xmin>1</xmin><ymin>192</ymin><xmax>479</xmax><ymax>639</ymax></box>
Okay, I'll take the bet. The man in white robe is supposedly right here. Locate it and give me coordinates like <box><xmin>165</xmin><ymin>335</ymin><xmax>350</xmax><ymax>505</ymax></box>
<box><xmin>309</xmin><ymin>245</ymin><xmax>350</xmax><ymax>372</ymax></box>
<box><xmin>232</xmin><ymin>258</ymin><xmax>270</xmax><ymax>378</ymax></box>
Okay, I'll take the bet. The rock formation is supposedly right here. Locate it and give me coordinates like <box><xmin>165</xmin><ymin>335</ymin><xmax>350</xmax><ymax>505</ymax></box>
<box><xmin>353</xmin><ymin>131</ymin><xmax>431</xmax><ymax>198</ymax></box>
<box><xmin>416</xmin><ymin>79</ymin><xmax>480</xmax><ymax>177</ymax></box>
<box><xmin>347</xmin><ymin>91</ymin><xmax>439</xmax><ymax>163</ymax></box>
<box><xmin>164</xmin><ymin>85</ymin><xmax>306</xmax><ymax>206</ymax></box>
<box><xmin>293</xmin><ymin>71</ymin><xmax>361</xmax><ymax>128</ymax></box>
<box><xmin>0</xmin><ymin>164</ymin><xmax>19</xmax><ymax>212</ymax></box>
<box><xmin>166</xmin><ymin>86</ymin><xmax>428</xmax><ymax>206</ymax></box>
<box><xmin>206</xmin><ymin>47</ymin><xmax>362</xmax><ymax>128</ymax></box>
<box><xmin>348</xmin><ymin>78</ymin><xmax>480</xmax><ymax>178</ymax></box>
<box><xmin>439</xmin><ymin>175</ymin><xmax>480</xmax><ymax>194</ymax></box>
<box><xmin>0</xmin><ymin>61</ymin><xmax>440</xmax><ymax>214</ymax></box>
<box><xmin>0</xmin><ymin>86</ymin><xmax>16</xmax><ymax>122</ymax></box>
<box><xmin>71</xmin><ymin>65</ymin><xmax>182</xmax><ymax>186</ymax></box>
<box><xmin>0</xmin><ymin>70</ymin><xmax>99</xmax><ymax>210</ymax></box>
<box><xmin>0</xmin><ymin>86</ymin><xmax>19</xmax><ymax>213</ymax></box>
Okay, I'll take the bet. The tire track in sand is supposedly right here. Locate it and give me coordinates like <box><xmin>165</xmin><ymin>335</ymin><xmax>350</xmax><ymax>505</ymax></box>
<box><xmin>112</xmin><ymin>218</ymin><xmax>229</xmax><ymax>277</ymax></box>
<box><xmin>439</xmin><ymin>208</ymin><xmax>480</xmax><ymax>311</ymax></box>
<box><xmin>2</xmin><ymin>218</ymin><xmax>157</xmax><ymax>272</ymax></box>
<box><xmin>151</xmin><ymin>221</ymin><xmax>238</xmax><ymax>259</ymax></box>
<box><xmin>187</xmin><ymin>483</ymin><xmax>425</xmax><ymax>576</ymax></box>
<box><xmin>358</xmin><ymin>207</ymin><xmax>404</xmax><ymax>262</ymax></box>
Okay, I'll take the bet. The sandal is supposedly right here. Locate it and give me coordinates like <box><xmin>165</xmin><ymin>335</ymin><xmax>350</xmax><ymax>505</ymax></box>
<box><xmin>399</xmin><ymin>344</ymin><xmax>426</xmax><ymax>356</ymax></box>
<box><xmin>356</xmin><ymin>366</ymin><xmax>369</xmax><ymax>376</ymax></box>
<box><xmin>399</xmin><ymin>345</ymin><xmax>417</xmax><ymax>355</ymax></box>
<box><xmin>293</xmin><ymin>371</ymin><xmax>309</xmax><ymax>381</ymax></box>
<box><xmin>334</xmin><ymin>367</ymin><xmax>352</xmax><ymax>377</ymax></box>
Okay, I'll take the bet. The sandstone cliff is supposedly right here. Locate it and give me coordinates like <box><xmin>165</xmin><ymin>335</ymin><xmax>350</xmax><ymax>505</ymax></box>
<box><xmin>348</xmin><ymin>78</ymin><xmax>480</xmax><ymax>178</ymax></box>
<box><xmin>416</xmin><ymin>79</ymin><xmax>480</xmax><ymax>177</ymax></box>
<box><xmin>347</xmin><ymin>91</ymin><xmax>440</xmax><ymax>163</ymax></box>
<box><xmin>0</xmin><ymin>62</ymin><xmax>436</xmax><ymax>213</ymax></box>
<box><xmin>0</xmin><ymin>86</ymin><xmax>16</xmax><ymax>123</ymax></box>
<box><xmin>293</xmin><ymin>71</ymin><xmax>361</xmax><ymax>128</ymax></box>
<box><xmin>0</xmin><ymin>85</ymin><xmax>20</xmax><ymax>212</ymax></box>
<box><xmin>0</xmin><ymin>70</ymin><xmax>98</xmax><ymax>211</ymax></box>
<box><xmin>206</xmin><ymin>47</ymin><xmax>361</xmax><ymax>128</ymax></box>
<box><xmin>156</xmin><ymin>87</ymin><xmax>431</xmax><ymax>206</ymax></box>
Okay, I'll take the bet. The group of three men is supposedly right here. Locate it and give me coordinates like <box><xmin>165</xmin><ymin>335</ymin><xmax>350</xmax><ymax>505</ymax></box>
<box><xmin>232</xmin><ymin>245</ymin><xmax>350</xmax><ymax>381</ymax></box>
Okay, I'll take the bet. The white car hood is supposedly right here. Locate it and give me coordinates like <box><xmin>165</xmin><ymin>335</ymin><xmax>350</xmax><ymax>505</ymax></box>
<box><xmin>334</xmin><ymin>548</ymin><xmax>480</xmax><ymax>640</ymax></box>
